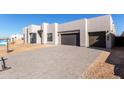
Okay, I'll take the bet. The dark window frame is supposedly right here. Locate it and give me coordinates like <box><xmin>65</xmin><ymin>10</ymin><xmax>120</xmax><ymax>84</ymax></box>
<box><xmin>47</xmin><ymin>33</ymin><xmax>53</xmax><ymax>42</ymax></box>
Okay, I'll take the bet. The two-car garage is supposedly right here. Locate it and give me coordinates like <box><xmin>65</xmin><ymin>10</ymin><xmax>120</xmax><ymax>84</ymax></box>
<box><xmin>57</xmin><ymin>15</ymin><xmax>114</xmax><ymax>48</ymax></box>
<box><xmin>60</xmin><ymin>30</ymin><xmax>106</xmax><ymax>48</ymax></box>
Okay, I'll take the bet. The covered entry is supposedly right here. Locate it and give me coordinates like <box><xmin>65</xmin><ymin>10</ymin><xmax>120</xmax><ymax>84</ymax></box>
<box><xmin>61</xmin><ymin>32</ymin><xmax>80</xmax><ymax>46</ymax></box>
<box><xmin>89</xmin><ymin>31</ymin><xmax>106</xmax><ymax>48</ymax></box>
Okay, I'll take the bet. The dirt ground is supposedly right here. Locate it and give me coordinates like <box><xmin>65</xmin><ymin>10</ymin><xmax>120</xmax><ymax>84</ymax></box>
<box><xmin>82</xmin><ymin>47</ymin><xmax>124</xmax><ymax>79</ymax></box>
<box><xmin>0</xmin><ymin>40</ymin><xmax>51</xmax><ymax>56</ymax></box>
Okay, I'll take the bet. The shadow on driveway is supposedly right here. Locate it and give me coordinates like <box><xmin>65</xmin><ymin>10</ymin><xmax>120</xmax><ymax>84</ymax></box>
<box><xmin>106</xmin><ymin>47</ymin><xmax>124</xmax><ymax>79</ymax></box>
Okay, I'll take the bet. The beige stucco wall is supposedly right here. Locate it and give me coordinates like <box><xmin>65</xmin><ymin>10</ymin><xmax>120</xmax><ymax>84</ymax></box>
<box><xmin>87</xmin><ymin>15</ymin><xmax>112</xmax><ymax>32</ymax></box>
<box><xmin>87</xmin><ymin>15</ymin><xmax>116</xmax><ymax>49</ymax></box>
<box><xmin>58</xmin><ymin>19</ymin><xmax>86</xmax><ymax>46</ymax></box>
<box><xmin>58</xmin><ymin>19</ymin><xmax>83</xmax><ymax>32</ymax></box>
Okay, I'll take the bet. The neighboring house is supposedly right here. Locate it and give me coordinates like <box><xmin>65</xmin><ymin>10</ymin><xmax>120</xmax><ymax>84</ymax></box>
<box><xmin>10</xmin><ymin>34</ymin><xmax>23</xmax><ymax>42</ymax></box>
<box><xmin>23</xmin><ymin>15</ymin><xmax>116</xmax><ymax>49</ymax></box>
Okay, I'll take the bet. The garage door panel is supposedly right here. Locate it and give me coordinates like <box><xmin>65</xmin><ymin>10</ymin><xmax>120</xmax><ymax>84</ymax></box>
<box><xmin>89</xmin><ymin>31</ymin><xmax>106</xmax><ymax>48</ymax></box>
<box><xmin>61</xmin><ymin>33</ymin><xmax>80</xmax><ymax>46</ymax></box>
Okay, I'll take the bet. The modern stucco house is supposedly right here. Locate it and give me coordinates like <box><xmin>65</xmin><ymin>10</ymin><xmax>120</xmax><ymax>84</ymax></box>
<box><xmin>10</xmin><ymin>34</ymin><xmax>23</xmax><ymax>42</ymax></box>
<box><xmin>23</xmin><ymin>15</ymin><xmax>116</xmax><ymax>49</ymax></box>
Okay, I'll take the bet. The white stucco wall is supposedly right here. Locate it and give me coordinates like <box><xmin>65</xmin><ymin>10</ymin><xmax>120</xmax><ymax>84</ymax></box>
<box><xmin>84</xmin><ymin>19</ymin><xmax>88</xmax><ymax>47</ymax></box>
<box><xmin>112</xmin><ymin>23</ymin><xmax>116</xmax><ymax>34</ymax></box>
<box><xmin>23</xmin><ymin>25</ymin><xmax>41</xmax><ymax>44</ymax></box>
<box><xmin>23</xmin><ymin>27</ymin><xmax>27</xmax><ymax>43</ymax></box>
<box><xmin>47</xmin><ymin>24</ymin><xmax>55</xmax><ymax>44</ymax></box>
<box><xmin>29</xmin><ymin>25</ymin><xmax>41</xmax><ymax>44</ymax></box>
<box><xmin>45</xmin><ymin>23</ymin><xmax>59</xmax><ymax>45</ymax></box>
<box><xmin>54</xmin><ymin>23</ymin><xmax>59</xmax><ymax>45</ymax></box>
<box><xmin>42</xmin><ymin>23</ymin><xmax>48</xmax><ymax>44</ymax></box>
<box><xmin>80</xmin><ymin>19</ymin><xmax>87</xmax><ymax>47</ymax></box>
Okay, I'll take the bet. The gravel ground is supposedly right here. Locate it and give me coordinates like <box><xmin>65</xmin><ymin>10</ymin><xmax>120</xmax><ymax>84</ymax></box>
<box><xmin>82</xmin><ymin>47</ymin><xmax>124</xmax><ymax>79</ymax></box>
<box><xmin>0</xmin><ymin>45</ymin><xmax>102</xmax><ymax>79</ymax></box>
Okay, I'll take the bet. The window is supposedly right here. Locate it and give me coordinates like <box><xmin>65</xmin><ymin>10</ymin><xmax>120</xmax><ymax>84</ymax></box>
<box><xmin>47</xmin><ymin>33</ymin><xmax>53</xmax><ymax>42</ymax></box>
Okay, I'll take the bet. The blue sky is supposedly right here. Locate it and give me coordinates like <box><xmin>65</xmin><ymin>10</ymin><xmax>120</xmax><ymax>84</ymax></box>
<box><xmin>0</xmin><ymin>14</ymin><xmax>123</xmax><ymax>37</ymax></box>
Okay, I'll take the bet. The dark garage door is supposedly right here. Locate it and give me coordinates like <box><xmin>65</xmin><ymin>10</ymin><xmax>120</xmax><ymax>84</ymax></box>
<box><xmin>89</xmin><ymin>31</ymin><xmax>106</xmax><ymax>48</ymax></box>
<box><xmin>61</xmin><ymin>33</ymin><xmax>80</xmax><ymax>46</ymax></box>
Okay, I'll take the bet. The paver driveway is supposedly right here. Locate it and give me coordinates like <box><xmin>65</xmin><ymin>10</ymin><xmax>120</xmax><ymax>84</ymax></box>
<box><xmin>0</xmin><ymin>46</ymin><xmax>102</xmax><ymax>79</ymax></box>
